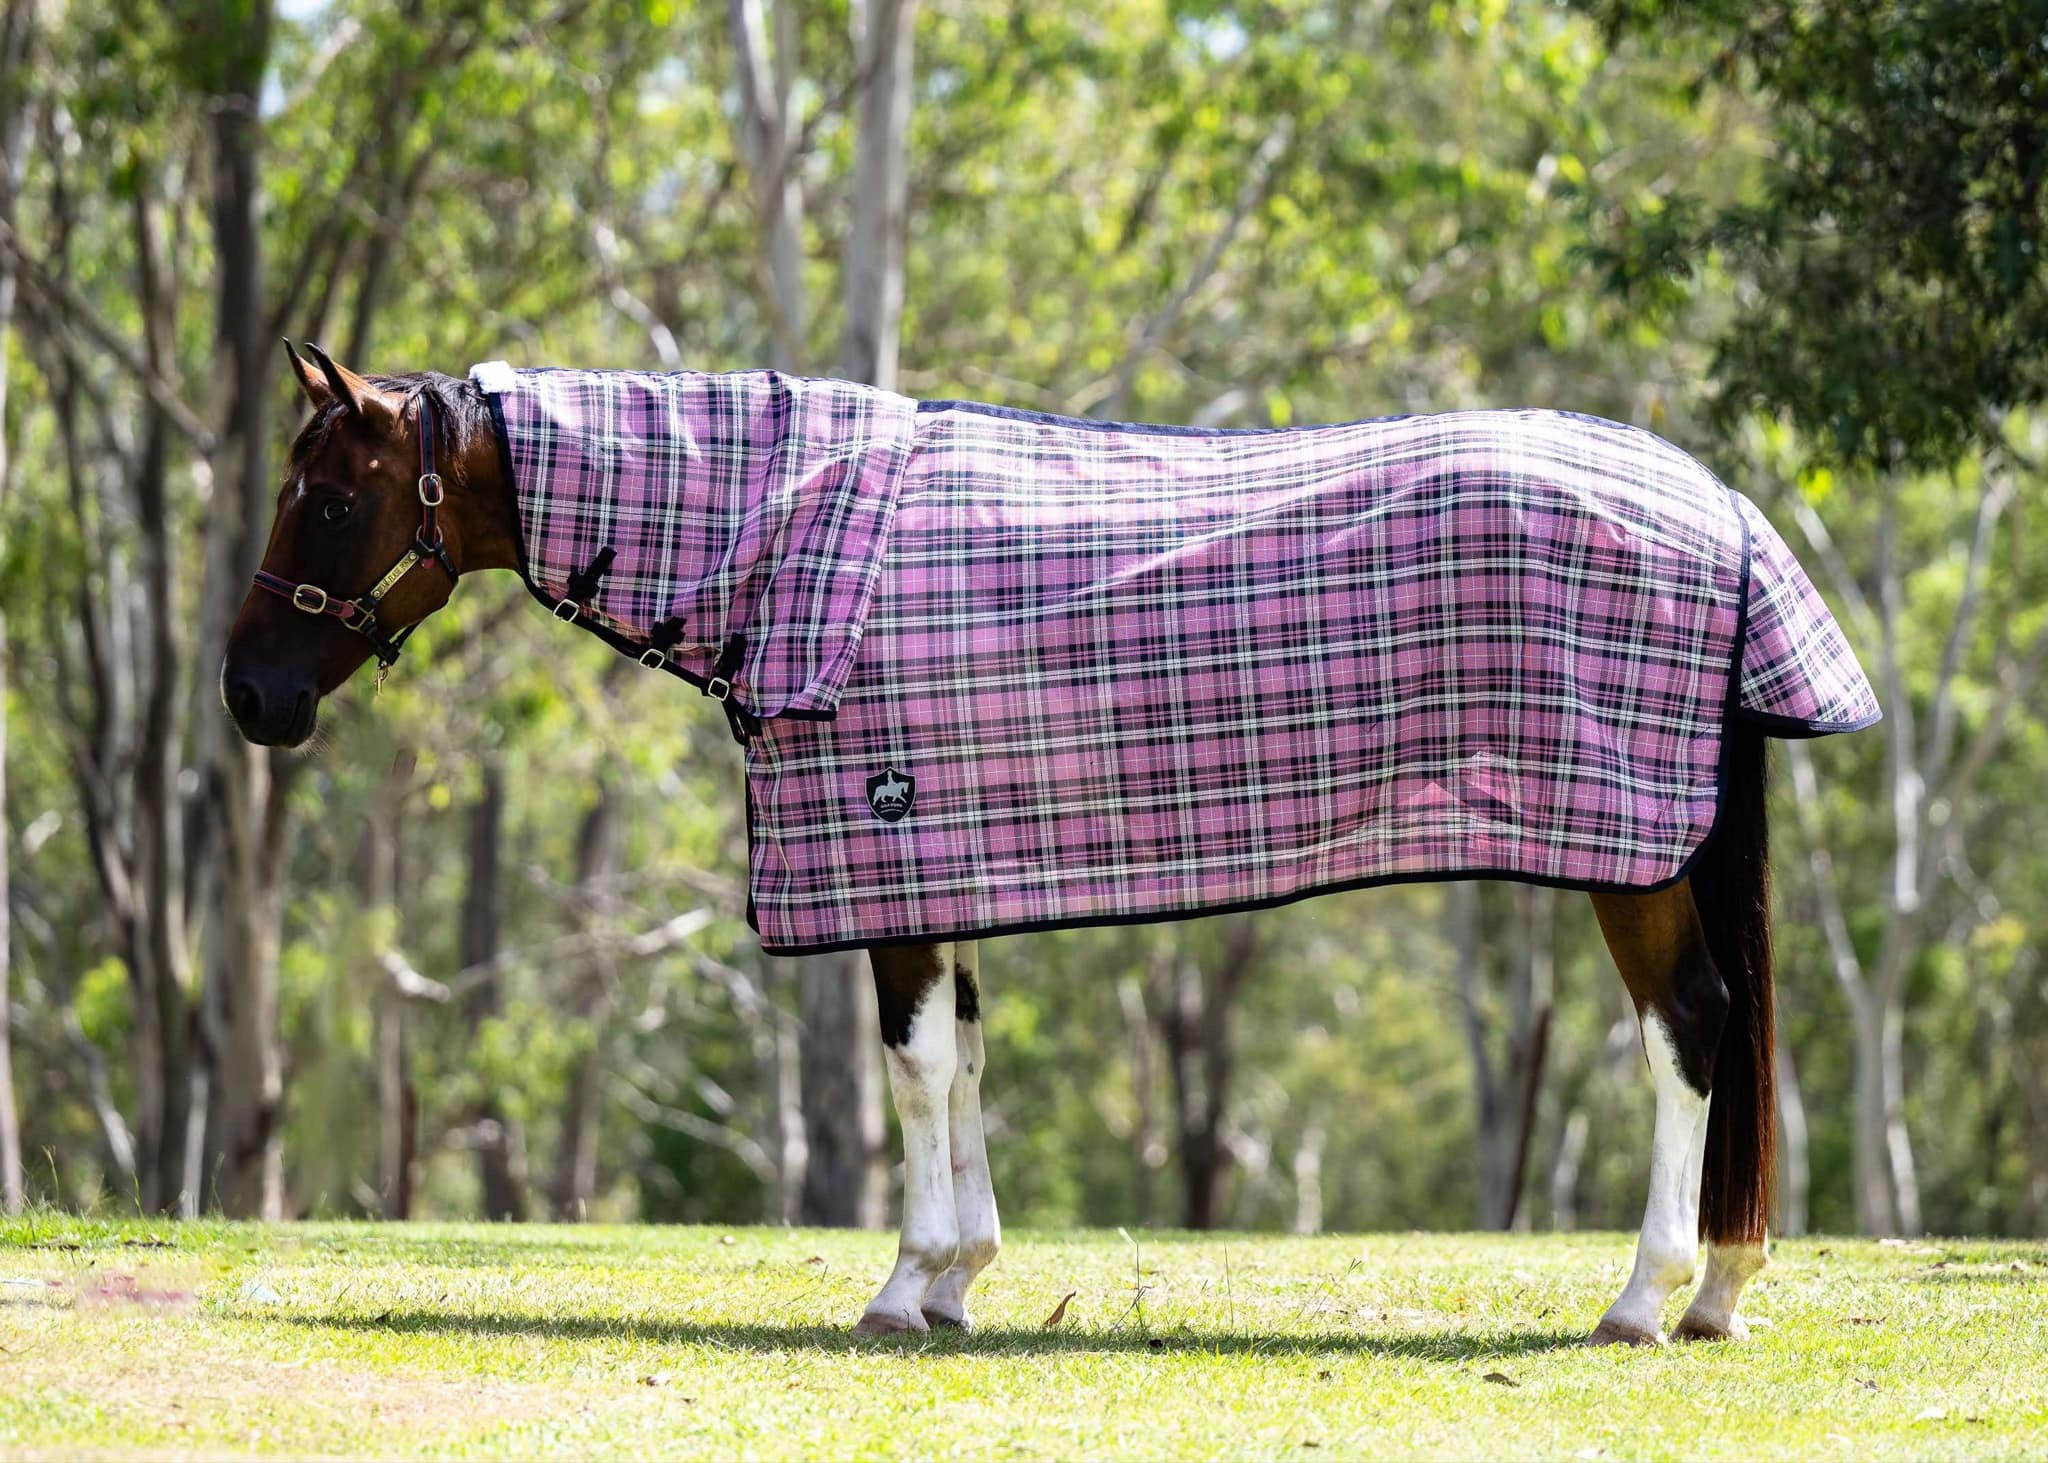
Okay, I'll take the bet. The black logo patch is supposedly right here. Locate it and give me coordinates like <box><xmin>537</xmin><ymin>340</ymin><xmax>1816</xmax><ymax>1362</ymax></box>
<box><xmin>866</xmin><ymin>766</ymin><xmax>915</xmax><ymax>823</ymax></box>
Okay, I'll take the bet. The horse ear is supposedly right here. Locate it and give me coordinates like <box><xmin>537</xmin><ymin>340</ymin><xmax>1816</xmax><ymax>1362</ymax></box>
<box><xmin>302</xmin><ymin>341</ymin><xmax>399</xmax><ymax>423</ymax></box>
<box><xmin>283</xmin><ymin>339</ymin><xmax>331</xmax><ymax>409</ymax></box>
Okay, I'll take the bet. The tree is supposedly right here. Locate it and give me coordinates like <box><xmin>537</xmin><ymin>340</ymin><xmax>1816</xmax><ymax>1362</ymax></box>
<box><xmin>1582</xmin><ymin>0</ymin><xmax>2048</xmax><ymax>472</ymax></box>
<box><xmin>0</xmin><ymin>0</ymin><xmax>33</xmax><ymax>1216</ymax></box>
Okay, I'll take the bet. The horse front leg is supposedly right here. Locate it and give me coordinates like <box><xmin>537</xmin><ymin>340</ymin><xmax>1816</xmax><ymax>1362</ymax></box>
<box><xmin>856</xmin><ymin>942</ymin><xmax>959</xmax><ymax>1335</ymax></box>
<box><xmin>919</xmin><ymin>942</ymin><xmax>1001</xmax><ymax>1330</ymax></box>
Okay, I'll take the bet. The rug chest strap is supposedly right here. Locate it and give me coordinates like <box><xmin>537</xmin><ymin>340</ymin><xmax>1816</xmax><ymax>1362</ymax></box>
<box><xmin>704</xmin><ymin>632</ymin><xmax>760</xmax><ymax>744</ymax></box>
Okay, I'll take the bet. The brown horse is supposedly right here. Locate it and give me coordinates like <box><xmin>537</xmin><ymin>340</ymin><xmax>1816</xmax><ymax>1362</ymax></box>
<box><xmin>224</xmin><ymin>346</ymin><xmax>1775</xmax><ymax>1344</ymax></box>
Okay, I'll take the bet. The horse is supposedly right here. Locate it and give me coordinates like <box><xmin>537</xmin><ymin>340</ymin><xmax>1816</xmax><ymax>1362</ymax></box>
<box><xmin>222</xmin><ymin>343</ymin><xmax>1879</xmax><ymax>1344</ymax></box>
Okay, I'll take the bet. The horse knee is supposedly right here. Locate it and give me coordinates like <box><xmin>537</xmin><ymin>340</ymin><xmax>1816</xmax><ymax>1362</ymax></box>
<box><xmin>954</xmin><ymin>1229</ymin><xmax>1000</xmax><ymax>1276</ymax></box>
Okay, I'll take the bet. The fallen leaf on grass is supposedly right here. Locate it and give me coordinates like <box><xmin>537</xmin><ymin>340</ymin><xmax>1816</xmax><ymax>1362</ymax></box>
<box><xmin>1854</xmin><ymin>1378</ymin><xmax>1879</xmax><ymax>1391</ymax></box>
<box><xmin>804</xmin><ymin>1255</ymin><xmax>826</xmax><ymax>1265</ymax></box>
<box><xmin>1042</xmin><ymin>1291</ymin><xmax>1077</xmax><ymax>1328</ymax></box>
<box><xmin>1843</xmin><ymin>1315</ymin><xmax>1885</xmax><ymax>1326</ymax></box>
<box><xmin>1317</xmin><ymin>1370</ymin><xmax>1333</xmax><ymax>1382</ymax></box>
<box><xmin>1482</xmin><ymin>1371</ymin><xmax>1518</xmax><ymax>1388</ymax></box>
<box><xmin>641</xmin><ymin>1372</ymin><xmax>672</xmax><ymax>1387</ymax></box>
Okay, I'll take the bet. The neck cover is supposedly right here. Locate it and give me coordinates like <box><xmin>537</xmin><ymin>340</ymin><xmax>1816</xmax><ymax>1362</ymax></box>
<box><xmin>477</xmin><ymin>364</ymin><xmax>1879</xmax><ymax>955</ymax></box>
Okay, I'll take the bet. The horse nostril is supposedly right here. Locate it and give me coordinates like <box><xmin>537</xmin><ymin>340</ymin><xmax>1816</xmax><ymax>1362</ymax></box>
<box><xmin>227</xmin><ymin>677</ymin><xmax>264</xmax><ymax>728</ymax></box>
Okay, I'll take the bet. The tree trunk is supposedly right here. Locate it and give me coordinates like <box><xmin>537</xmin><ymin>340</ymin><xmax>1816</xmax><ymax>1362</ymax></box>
<box><xmin>1774</xmin><ymin>1031</ymin><xmax>1810</xmax><ymax>1237</ymax></box>
<box><xmin>0</xmin><ymin>590</ymin><xmax>17</xmax><ymax>1212</ymax></box>
<box><xmin>839</xmin><ymin>0</ymin><xmax>918</xmax><ymax>389</ymax></box>
<box><xmin>728</xmin><ymin>0</ymin><xmax>807</xmax><ymax>368</ymax></box>
<box><xmin>1456</xmin><ymin>884</ymin><xmax>1555</xmax><ymax>1230</ymax></box>
<box><xmin>0</xmin><ymin>0</ymin><xmax>31</xmax><ymax>1216</ymax></box>
<box><xmin>462</xmin><ymin>759</ymin><xmax>526</xmax><ymax>1222</ymax></box>
<box><xmin>197</xmin><ymin>0</ymin><xmax>283</xmax><ymax>1220</ymax></box>
<box><xmin>550</xmin><ymin>778</ymin><xmax>624</xmax><ymax>1221</ymax></box>
<box><xmin>1290</xmin><ymin>1117</ymin><xmax>1325</xmax><ymax>1235</ymax></box>
<box><xmin>1550</xmin><ymin>1108</ymin><xmax>1589</xmax><ymax>1231</ymax></box>
<box><xmin>362</xmin><ymin>755</ymin><xmax>413</xmax><ymax>1219</ymax></box>
<box><xmin>1850</xmin><ymin>987</ymin><xmax>1921</xmax><ymax>1236</ymax></box>
<box><xmin>1152</xmin><ymin>915</ymin><xmax>1258</xmax><ymax>1230</ymax></box>
<box><xmin>798</xmin><ymin>951</ymin><xmax>885</xmax><ymax>1227</ymax></box>
<box><xmin>1117</xmin><ymin>974</ymin><xmax>1160</xmax><ymax>1226</ymax></box>
<box><xmin>202</xmin><ymin>765</ymin><xmax>287</xmax><ymax>1218</ymax></box>
<box><xmin>761</xmin><ymin>958</ymin><xmax>807</xmax><ymax>1224</ymax></box>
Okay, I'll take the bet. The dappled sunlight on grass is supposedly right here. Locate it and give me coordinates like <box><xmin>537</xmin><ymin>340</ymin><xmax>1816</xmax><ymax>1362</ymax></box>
<box><xmin>4</xmin><ymin>1221</ymin><xmax>2045</xmax><ymax>1459</ymax></box>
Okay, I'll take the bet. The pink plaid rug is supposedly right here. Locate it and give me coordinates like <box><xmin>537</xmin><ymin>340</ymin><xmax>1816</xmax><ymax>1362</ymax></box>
<box><xmin>475</xmin><ymin>364</ymin><xmax>1878</xmax><ymax>954</ymax></box>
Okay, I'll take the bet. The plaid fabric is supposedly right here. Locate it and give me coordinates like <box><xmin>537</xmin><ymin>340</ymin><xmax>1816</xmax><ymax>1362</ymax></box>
<box><xmin>476</xmin><ymin>366</ymin><xmax>1879</xmax><ymax>955</ymax></box>
<box><xmin>480</xmin><ymin>363</ymin><xmax>916</xmax><ymax>716</ymax></box>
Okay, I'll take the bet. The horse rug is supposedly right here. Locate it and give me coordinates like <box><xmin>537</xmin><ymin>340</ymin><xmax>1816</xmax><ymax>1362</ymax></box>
<box><xmin>472</xmin><ymin>363</ymin><xmax>1880</xmax><ymax>955</ymax></box>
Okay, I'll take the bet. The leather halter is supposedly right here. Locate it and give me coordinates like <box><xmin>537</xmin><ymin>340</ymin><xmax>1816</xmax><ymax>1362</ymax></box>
<box><xmin>251</xmin><ymin>394</ymin><xmax>457</xmax><ymax>670</ymax></box>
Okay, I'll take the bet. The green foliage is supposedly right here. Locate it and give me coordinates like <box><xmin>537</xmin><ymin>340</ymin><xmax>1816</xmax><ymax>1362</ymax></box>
<box><xmin>2</xmin><ymin>0</ymin><xmax>2044</xmax><ymax>1242</ymax></box>
<box><xmin>1580</xmin><ymin>0</ymin><xmax>2048</xmax><ymax>469</ymax></box>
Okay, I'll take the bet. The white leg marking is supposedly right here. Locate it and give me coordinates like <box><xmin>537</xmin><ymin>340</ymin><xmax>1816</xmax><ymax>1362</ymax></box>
<box><xmin>1594</xmin><ymin>1014</ymin><xmax>1709</xmax><ymax>1345</ymax></box>
<box><xmin>922</xmin><ymin>943</ymin><xmax>1001</xmax><ymax>1330</ymax></box>
<box><xmin>1675</xmin><ymin>1240</ymin><xmax>1767</xmax><ymax>1341</ymax></box>
<box><xmin>857</xmin><ymin>944</ymin><xmax>959</xmax><ymax>1336</ymax></box>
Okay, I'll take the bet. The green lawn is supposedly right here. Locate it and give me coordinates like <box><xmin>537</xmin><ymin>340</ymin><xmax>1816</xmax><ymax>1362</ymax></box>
<box><xmin>1</xmin><ymin>1217</ymin><xmax>2042</xmax><ymax>1460</ymax></box>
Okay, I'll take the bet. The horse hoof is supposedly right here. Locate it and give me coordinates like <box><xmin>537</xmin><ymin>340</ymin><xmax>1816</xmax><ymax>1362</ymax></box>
<box><xmin>921</xmin><ymin>1305</ymin><xmax>972</xmax><ymax>1332</ymax></box>
<box><xmin>854</xmin><ymin>1308</ymin><xmax>929</xmax><ymax>1337</ymax></box>
<box><xmin>1588</xmin><ymin>1318</ymin><xmax>1666</xmax><ymax>1348</ymax></box>
<box><xmin>1673</xmin><ymin>1313</ymin><xmax>1747</xmax><ymax>1343</ymax></box>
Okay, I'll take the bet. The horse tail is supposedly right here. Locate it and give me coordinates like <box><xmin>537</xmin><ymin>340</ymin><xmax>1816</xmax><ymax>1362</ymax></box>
<box><xmin>1692</xmin><ymin>719</ymin><xmax>1775</xmax><ymax>1245</ymax></box>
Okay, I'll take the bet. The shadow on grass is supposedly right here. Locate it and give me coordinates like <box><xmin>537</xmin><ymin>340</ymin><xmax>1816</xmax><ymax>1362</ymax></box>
<box><xmin>271</xmin><ymin>1307</ymin><xmax>1588</xmax><ymax>1361</ymax></box>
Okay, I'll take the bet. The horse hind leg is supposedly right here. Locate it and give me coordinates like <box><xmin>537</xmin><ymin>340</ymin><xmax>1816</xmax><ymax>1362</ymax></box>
<box><xmin>1588</xmin><ymin>884</ymin><xmax>1728</xmax><ymax>1346</ymax></box>
<box><xmin>919</xmin><ymin>942</ymin><xmax>1003</xmax><ymax>1330</ymax></box>
<box><xmin>856</xmin><ymin>942</ymin><xmax>960</xmax><ymax>1336</ymax></box>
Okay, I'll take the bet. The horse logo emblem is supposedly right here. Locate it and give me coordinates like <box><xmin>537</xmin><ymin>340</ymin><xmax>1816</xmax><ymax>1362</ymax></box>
<box><xmin>866</xmin><ymin>766</ymin><xmax>915</xmax><ymax>823</ymax></box>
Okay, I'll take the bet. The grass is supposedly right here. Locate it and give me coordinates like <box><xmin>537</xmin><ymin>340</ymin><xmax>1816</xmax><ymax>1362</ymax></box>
<box><xmin>1</xmin><ymin>1217</ymin><xmax>2044</xmax><ymax>1460</ymax></box>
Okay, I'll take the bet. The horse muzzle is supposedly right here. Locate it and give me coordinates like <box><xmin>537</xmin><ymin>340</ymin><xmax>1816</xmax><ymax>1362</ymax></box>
<box><xmin>221</xmin><ymin>658</ymin><xmax>319</xmax><ymax>748</ymax></box>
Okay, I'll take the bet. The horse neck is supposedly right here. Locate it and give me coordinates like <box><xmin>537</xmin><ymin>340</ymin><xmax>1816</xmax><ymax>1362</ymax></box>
<box><xmin>450</xmin><ymin>422</ymin><xmax>523</xmax><ymax>576</ymax></box>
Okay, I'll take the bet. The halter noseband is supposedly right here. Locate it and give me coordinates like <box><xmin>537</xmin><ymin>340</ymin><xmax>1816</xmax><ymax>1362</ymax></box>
<box><xmin>251</xmin><ymin>394</ymin><xmax>458</xmax><ymax>671</ymax></box>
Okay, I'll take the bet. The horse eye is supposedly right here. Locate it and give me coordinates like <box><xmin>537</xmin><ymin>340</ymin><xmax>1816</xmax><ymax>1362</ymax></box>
<box><xmin>322</xmin><ymin>499</ymin><xmax>352</xmax><ymax>524</ymax></box>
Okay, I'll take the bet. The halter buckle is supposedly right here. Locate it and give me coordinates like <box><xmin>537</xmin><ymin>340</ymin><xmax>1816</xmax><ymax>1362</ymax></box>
<box><xmin>291</xmin><ymin>584</ymin><xmax>330</xmax><ymax>615</ymax></box>
<box><xmin>417</xmin><ymin>471</ymin><xmax>445</xmax><ymax>507</ymax></box>
<box><xmin>705</xmin><ymin>674</ymin><xmax>732</xmax><ymax>702</ymax></box>
<box><xmin>639</xmin><ymin>647</ymin><xmax>667</xmax><ymax>669</ymax></box>
<box><xmin>553</xmin><ymin>599</ymin><xmax>581</xmax><ymax>622</ymax></box>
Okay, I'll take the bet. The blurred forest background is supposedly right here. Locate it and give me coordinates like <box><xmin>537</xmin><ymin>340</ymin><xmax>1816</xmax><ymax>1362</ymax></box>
<box><xmin>0</xmin><ymin>0</ymin><xmax>2044</xmax><ymax>1240</ymax></box>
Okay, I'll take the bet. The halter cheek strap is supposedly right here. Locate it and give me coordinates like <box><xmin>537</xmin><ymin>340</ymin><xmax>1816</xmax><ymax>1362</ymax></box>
<box><xmin>252</xmin><ymin>395</ymin><xmax>458</xmax><ymax>671</ymax></box>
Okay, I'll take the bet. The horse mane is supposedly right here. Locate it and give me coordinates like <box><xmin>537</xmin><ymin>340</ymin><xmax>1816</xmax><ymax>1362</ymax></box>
<box><xmin>287</xmin><ymin>370</ymin><xmax>495</xmax><ymax>486</ymax></box>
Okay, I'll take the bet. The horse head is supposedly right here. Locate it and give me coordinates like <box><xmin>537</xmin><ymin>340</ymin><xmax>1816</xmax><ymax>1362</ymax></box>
<box><xmin>220</xmin><ymin>344</ymin><xmax>515</xmax><ymax>746</ymax></box>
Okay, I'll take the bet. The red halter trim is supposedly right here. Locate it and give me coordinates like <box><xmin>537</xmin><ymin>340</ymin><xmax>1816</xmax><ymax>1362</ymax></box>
<box><xmin>252</xmin><ymin>394</ymin><xmax>456</xmax><ymax>669</ymax></box>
